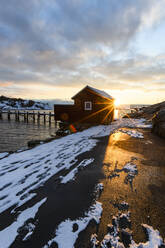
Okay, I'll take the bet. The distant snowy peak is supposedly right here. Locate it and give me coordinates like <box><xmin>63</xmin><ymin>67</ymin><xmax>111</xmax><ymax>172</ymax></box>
<box><xmin>0</xmin><ymin>96</ymin><xmax>50</xmax><ymax>110</ymax></box>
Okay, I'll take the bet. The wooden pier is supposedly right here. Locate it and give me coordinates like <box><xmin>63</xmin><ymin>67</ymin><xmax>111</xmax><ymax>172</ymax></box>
<box><xmin>0</xmin><ymin>110</ymin><xmax>55</xmax><ymax>124</ymax></box>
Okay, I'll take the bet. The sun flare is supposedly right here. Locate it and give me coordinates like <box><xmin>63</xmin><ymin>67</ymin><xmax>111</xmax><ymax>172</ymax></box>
<box><xmin>114</xmin><ymin>99</ymin><xmax>120</xmax><ymax>107</ymax></box>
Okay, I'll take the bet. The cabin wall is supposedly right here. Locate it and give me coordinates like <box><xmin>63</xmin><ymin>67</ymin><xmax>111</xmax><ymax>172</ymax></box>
<box><xmin>73</xmin><ymin>88</ymin><xmax>114</xmax><ymax>123</ymax></box>
<box><xmin>54</xmin><ymin>89</ymin><xmax>114</xmax><ymax>124</ymax></box>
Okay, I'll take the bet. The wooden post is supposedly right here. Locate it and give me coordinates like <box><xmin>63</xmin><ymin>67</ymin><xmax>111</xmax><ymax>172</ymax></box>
<box><xmin>8</xmin><ymin>110</ymin><xmax>11</xmax><ymax>120</ymax></box>
<box><xmin>24</xmin><ymin>112</ymin><xmax>26</xmax><ymax>122</ymax></box>
<box><xmin>33</xmin><ymin>111</ymin><xmax>35</xmax><ymax>122</ymax></box>
<box><xmin>49</xmin><ymin>112</ymin><xmax>51</xmax><ymax>124</ymax></box>
<box><xmin>44</xmin><ymin>112</ymin><xmax>46</xmax><ymax>124</ymax></box>
<box><xmin>15</xmin><ymin>111</ymin><xmax>17</xmax><ymax>121</ymax></box>
<box><xmin>37</xmin><ymin>111</ymin><xmax>40</xmax><ymax>122</ymax></box>
<box><xmin>27</xmin><ymin>112</ymin><xmax>29</xmax><ymax>122</ymax></box>
<box><xmin>17</xmin><ymin>111</ymin><xmax>19</xmax><ymax>121</ymax></box>
<box><xmin>54</xmin><ymin>112</ymin><xmax>57</xmax><ymax>127</ymax></box>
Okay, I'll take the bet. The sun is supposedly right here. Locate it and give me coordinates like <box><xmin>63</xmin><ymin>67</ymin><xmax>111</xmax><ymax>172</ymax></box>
<box><xmin>114</xmin><ymin>99</ymin><xmax>121</xmax><ymax>107</ymax></box>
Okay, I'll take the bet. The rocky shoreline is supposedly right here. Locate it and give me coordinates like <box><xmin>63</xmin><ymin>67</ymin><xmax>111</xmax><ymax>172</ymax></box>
<box><xmin>124</xmin><ymin>101</ymin><xmax>165</xmax><ymax>139</ymax></box>
<box><xmin>0</xmin><ymin>95</ymin><xmax>50</xmax><ymax>110</ymax></box>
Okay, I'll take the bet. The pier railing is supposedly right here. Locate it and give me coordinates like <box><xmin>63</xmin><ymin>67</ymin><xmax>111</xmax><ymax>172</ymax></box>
<box><xmin>0</xmin><ymin>110</ymin><xmax>55</xmax><ymax>124</ymax></box>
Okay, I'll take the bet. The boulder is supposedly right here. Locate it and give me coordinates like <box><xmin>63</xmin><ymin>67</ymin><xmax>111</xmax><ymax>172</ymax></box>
<box><xmin>28</xmin><ymin>140</ymin><xmax>41</xmax><ymax>148</ymax></box>
<box><xmin>122</xmin><ymin>112</ymin><xmax>142</xmax><ymax>118</ymax></box>
<box><xmin>27</xmin><ymin>137</ymin><xmax>55</xmax><ymax>148</ymax></box>
<box><xmin>143</xmin><ymin>101</ymin><xmax>165</xmax><ymax>115</ymax></box>
<box><xmin>152</xmin><ymin>109</ymin><xmax>165</xmax><ymax>138</ymax></box>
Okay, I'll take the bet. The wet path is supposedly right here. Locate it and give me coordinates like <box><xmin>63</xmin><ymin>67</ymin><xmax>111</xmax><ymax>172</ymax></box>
<box><xmin>103</xmin><ymin>128</ymin><xmax>165</xmax><ymax>243</ymax></box>
<box><xmin>78</xmin><ymin>127</ymin><xmax>165</xmax><ymax>247</ymax></box>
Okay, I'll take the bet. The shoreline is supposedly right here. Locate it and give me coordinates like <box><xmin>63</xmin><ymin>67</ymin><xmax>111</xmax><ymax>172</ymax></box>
<box><xmin>0</xmin><ymin>119</ymin><xmax>165</xmax><ymax>247</ymax></box>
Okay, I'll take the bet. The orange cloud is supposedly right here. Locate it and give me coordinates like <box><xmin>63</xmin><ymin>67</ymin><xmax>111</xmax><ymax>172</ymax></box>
<box><xmin>0</xmin><ymin>82</ymin><xmax>13</xmax><ymax>87</ymax></box>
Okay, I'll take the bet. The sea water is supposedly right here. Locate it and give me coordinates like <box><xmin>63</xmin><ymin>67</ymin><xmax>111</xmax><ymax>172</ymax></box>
<box><xmin>0</xmin><ymin>110</ymin><xmax>58</xmax><ymax>152</ymax></box>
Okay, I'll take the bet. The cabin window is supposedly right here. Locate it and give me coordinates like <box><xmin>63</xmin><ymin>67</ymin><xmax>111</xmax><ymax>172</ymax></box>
<box><xmin>84</xmin><ymin>101</ymin><xmax>92</xmax><ymax>110</ymax></box>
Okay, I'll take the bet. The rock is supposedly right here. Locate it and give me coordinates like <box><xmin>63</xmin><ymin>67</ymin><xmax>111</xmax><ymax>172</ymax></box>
<box><xmin>28</xmin><ymin>140</ymin><xmax>41</xmax><ymax>148</ymax></box>
<box><xmin>122</xmin><ymin>112</ymin><xmax>142</xmax><ymax>118</ymax></box>
<box><xmin>143</xmin><ymin>101</ymin><xmax>165</xmax><ymax>115</ymax></box>
<box><xmin>90</xmin><ymin>233</ymin><xmax>99</xmax><ymax>247</ymax></box>
<box><xmin>118</xmin><ymin>213</ymin><xmax>131</xmax><ymax>229</ymax></box>
<box><xmin>0</xmin><ymin>95</ymin><xmax>50</xmax><ymax>110</ymax></box>
<box><xmin>107</xmin><ymin>224</ymin><xmax>115</xmax><ymax>234</ymax></box>
<box><xmin>59</xmin><ymin>121</ymin><xmax>69</xmax><ymax>129</ymax></box>
<box><xmin>28</xmin><ymin>137</ymin><xmax>55</xmax><ymax>148</ymax></box>
<box><xmin>72</xmin><ymin>223</ymin><xmax>79</xmax><ymax>232</ymax></box>
<box><xmin>121</xmin><ymin>229</ymin><xmax>132</xmax><ymax>247</ymax></box>
<box><xmin>152</xmin><ymin>109</ymin><xmax>165</xmax><ymax>138</ymax></box>
<box><xmin>56</xmin><ymin>129</ymin><xmax>70</xmax><ymax>136</ymax></box>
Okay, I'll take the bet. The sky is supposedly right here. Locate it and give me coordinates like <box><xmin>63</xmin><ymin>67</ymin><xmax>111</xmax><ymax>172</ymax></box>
<box><xmin>0</xmin><ymin>0</ymin><xmax>165</xmax><ymax>104</ymax></box>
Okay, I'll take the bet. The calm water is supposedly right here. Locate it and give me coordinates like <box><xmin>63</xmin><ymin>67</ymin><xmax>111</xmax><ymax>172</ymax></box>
<box><xmin>0</xmin><ymin>108</ymin><xmax>132</xmax><ymax>153</ymax></box>
<box><xmin>0</xmin><ymin>111</ymin><xmax>58</xmax><ymax>153</ymax></box>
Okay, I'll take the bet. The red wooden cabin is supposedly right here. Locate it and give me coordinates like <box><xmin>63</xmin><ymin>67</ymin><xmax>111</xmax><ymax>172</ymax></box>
<box><xmin>54</xmin><ymin>85</ymin><xmax>114</xmax><ymax>124</ymax></box>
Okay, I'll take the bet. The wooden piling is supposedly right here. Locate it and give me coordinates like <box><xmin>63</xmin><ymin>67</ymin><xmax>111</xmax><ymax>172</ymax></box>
<box><xmin>49</xmin><ymin>112</ymin><xmax>51</xmax><ymax>124</ymax></box>
<box><xmin>37</xmin><ymin>111</ymin><xmax>40</xmax><ymax>122</ymax></box>
<box><xmin>8</xmin><ymin>110</ymin><xmax>11</xmax><ymax>120</ymax></box>
<box><xmin>15</xmin><ymin>111</ymin><xmax>17</xmax><ymax>121</ymax></box>
<box><xmin>17</xmin><ymin>111</ymin><xmax>20</xmax><ymax>121</ymax></box>
<box><xmin>0</xmin><ymin>110</ymin><xmax>55</xmax><ymax>124</ymax></box>
<box><xmin>44</xmin><ymin>112</ymin><xmax>46</xmax><ymax>124</ymax></box>
<box><xmin>24</xmin><ymin>112</ymin><xmax>26</xmax><ymax>122</ymax></box>
<box><xmin>27</xmin><ymin>112</ymin><xmax>29</xmax><ymax>122</ymax></box>
<box><xmin>33</xmin><ymin>111</ymin><xmax>35</xmax><ymax>122</ymax></box>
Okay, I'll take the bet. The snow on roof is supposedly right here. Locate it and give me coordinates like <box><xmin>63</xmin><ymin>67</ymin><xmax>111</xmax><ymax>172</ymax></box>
<box><xmin>87</xmin><ymin>86</ymin><xmax>114</xmax><ymax>100</ymax></box>
<box><xmin>72</xmin><ymin>85</ymin><xmax>114</xmax><ymax>100</ymax></box>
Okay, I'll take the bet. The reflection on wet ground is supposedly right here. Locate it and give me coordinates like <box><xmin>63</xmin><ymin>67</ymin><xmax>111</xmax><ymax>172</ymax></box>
<box><xmin>96</xmin><ymin>128</ymin><xmax>165</xmax><ymax>244</ymax></box>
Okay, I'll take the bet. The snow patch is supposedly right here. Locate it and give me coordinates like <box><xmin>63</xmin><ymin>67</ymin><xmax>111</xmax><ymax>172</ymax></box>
<box><xmin>0</xmin><ymin>152</ymin><xmax>8</xmax><ymax>159</ymax></box>
<box><xmin>93</xmin><ymin>118</ymin><xmax>149</xmax><ymax>138</ymax></box>
<box><xmin>97</xmin><ymin>183</ymin><xmax>104</xmax><ymax>191</ymax></box>
<box><xmin>0</xmin><ymin>97</ymin><xmax>50</xmax><ymax>110</ymax></box>
<box><xmin>119</xmin><ymin>129</ymin><xmax>144</xmax><ymax>138</ymax></box>
<box><xmin>123</xmin><ymin>163</ymin><xmax>138</xmax><ymax>174</ymax></box>
<box><xmin>92</xmin><ymin>207</ymin><xmax>164</xmax><ymax>248</ymax></box>
<box><xmin>0</xmin><ymin>198</ymin><xmax>46</xmax><ymax>248</ymax></box>
<box><xmin>61</xmin><ymin>158</ymin><xmax>94</xmax><ymax>184</ymax></box>
<box><xmin>22</xmin><ymin>223</ymin><xmax>36</xmax><ymax>241</ymax></box>
<box><xmin>91</xmin><ymin>233</ymin><xmax>100</xmax><ymax>247</ymax></box>
<box><xmin>87</xmin><ymin>86</ymin><xmax>113</xmax><ymax>100</ymax></box>
<box><xmin>130</xmin><ymin>224</ymin><xmax>163</xmax><ymax>248</ymax></box>
<box><xmin>43</xmin><ymin>201</ymin><xmax>102</xmax><ymax>248</ymax></box>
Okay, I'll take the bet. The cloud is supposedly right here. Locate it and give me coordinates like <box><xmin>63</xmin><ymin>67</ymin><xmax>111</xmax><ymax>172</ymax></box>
<box><xmin>0</xmin><ymin>0</ymin><xmax>165</xmax><ymax>97</ymax></box>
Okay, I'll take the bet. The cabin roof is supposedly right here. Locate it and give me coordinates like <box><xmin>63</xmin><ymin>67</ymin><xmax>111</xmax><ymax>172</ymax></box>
<box><xmin>72</xmin><ymin>85</ymin><xmax>114</xmax><ymax>100</ymax></box>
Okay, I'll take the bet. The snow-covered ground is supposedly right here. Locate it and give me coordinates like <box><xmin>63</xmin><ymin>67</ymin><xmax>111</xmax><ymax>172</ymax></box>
<box><xmin>0</xmin><ymin>119</ymin><xmax>149</xmax><ymax>214</ymax></box>
<box><xmin>91</xmin><ymin>210</ymin><xmax>164</xmax><ymax>248</ymax></box>
<box><xmin>0</xmin><ymin>152</ymin><xmax>8</xmax><ymax>159</ymax></box>
<box><xmin>123</xmin><ymin>162</ymin><xmax>138</xmax><ymax>174</ymax></box>
<box><xmin>0</xmin><ymin>198</ymin><xmax>46</xmax><ymax>248</ymax></box>
<box><xmin>118</xmin><ymin>129</ymin><xmax>144</xmax><ymax>138</ymax></box>
<box><xmin>43</xmin><ymin>201</ymin><xmax>102</xmax><ymax>248</ymax></box>
<box><xmin>0</xmin><ymin>118</ymin><xmax>152</xmax><ymax>247</ymax></box>
<box><xmin>0</xmin><ymin>98</ymin><xmax>50</xmax><ymax>110</ymax></box>
<box><xmin>130</xmin><ymin>224</ymin><xmax>164</xmax><ymax>248</ymax></box>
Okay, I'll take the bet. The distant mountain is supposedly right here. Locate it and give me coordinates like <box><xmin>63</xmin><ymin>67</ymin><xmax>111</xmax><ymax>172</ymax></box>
<box><xmin>0</xmin><ymin>96</ymin><xmax>50</xmax><ymax>110</ymax></box>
